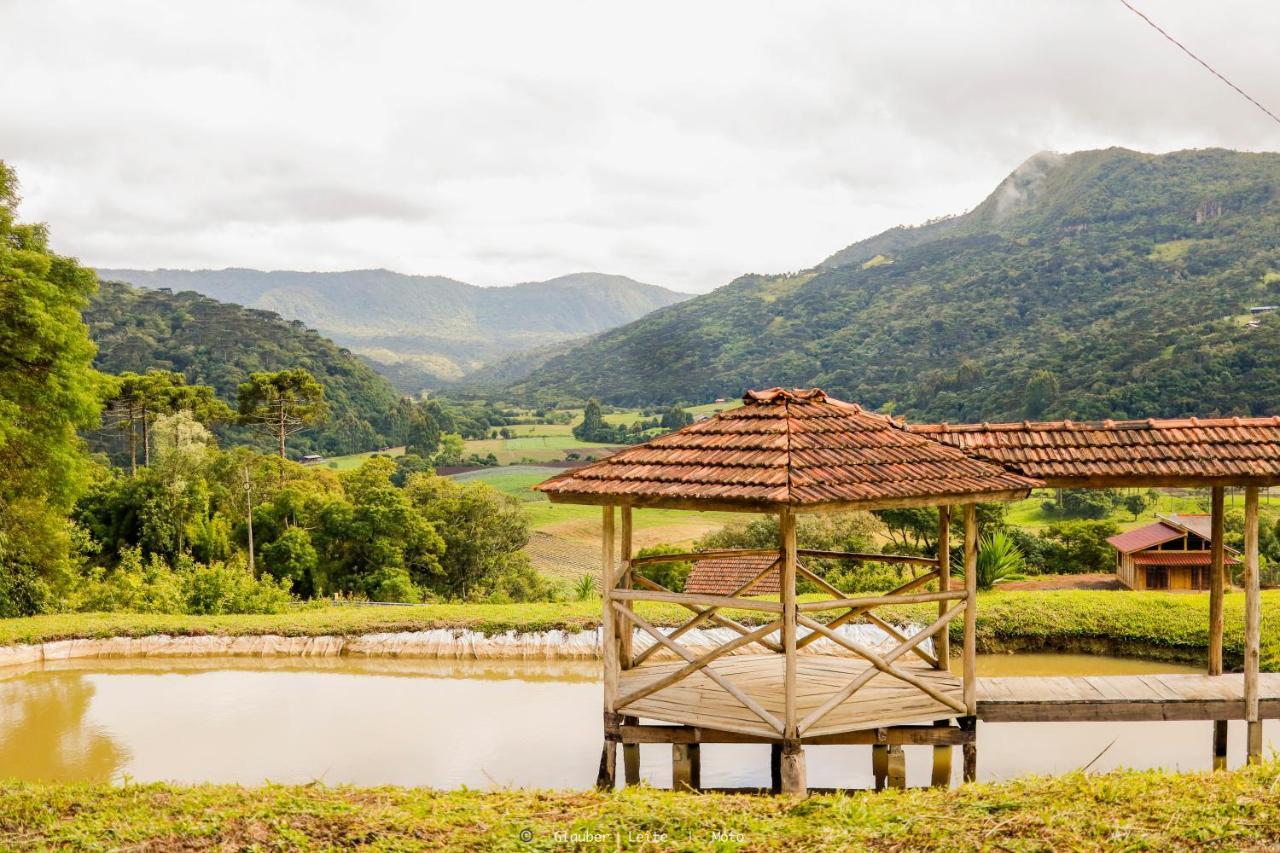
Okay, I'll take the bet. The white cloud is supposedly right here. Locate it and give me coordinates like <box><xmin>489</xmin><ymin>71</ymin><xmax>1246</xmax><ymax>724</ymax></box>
<box><xmin>2</xmin><ymin>0</ymin><xmax>1278</xmax><ymax>292</ymax></box>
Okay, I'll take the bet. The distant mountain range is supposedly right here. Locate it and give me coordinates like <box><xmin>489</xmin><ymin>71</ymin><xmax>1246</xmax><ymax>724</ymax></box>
<box><xmin>515</xmin><ymin>147</ymin><xmax>1280</xmax><ymax>421</ymax></box>
<box><xmin>94</xmin><ymin>268</ymin><xmax>691</xmax><ymax>392</ymax></box>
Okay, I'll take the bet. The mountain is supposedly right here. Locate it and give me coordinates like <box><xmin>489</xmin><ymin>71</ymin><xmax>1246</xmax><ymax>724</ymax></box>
<box><xmin>515</xmin><ymin>148</ymin><xmax>1280</xmax><ymax>422</ymax></box>
<box><xmin>86</xmin><ymin>280</ymin><xmax>402</xmax><ymax>455</ymax></box>
<box><xmin>93</xmin><ymin>268</ymin><xmax>692</xmax><ymax>391</ymax></box>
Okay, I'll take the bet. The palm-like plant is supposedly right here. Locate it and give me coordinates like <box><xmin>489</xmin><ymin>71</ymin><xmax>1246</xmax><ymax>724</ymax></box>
<box><xmin>573</xmin><ymin>574</ymin><xmax>597</xmax><ymax>601</ymax></box>
<box><xmin>972</xmin><ymin>530</ymin><xmax>1026</xmax><ymax>591</ymax></box>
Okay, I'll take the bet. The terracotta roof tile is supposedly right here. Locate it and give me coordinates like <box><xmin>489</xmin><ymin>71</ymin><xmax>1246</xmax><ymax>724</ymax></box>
<box><xmin>1131</xmin><ymin>552</ymin><xmax>1240</xmax><ymax>566</ymax></box>
<box><xmin>683</xmin><ymin>554</ymin><xmax>781</xmax><ymax>596</ymax></box>
<box><xmin>1106</xmin><ymin>522</ymin><xmax>1183</xmax><ymax>553</ymax></box>
<box><xmin>535</xmin><ymin>388</ymin><xmax>1040</xmax><ymax>510</ymax></box>
<box><xmin>910</xmin><ymin>417</ymin><xmax>1280</xmax><ymax>484</ymax></box>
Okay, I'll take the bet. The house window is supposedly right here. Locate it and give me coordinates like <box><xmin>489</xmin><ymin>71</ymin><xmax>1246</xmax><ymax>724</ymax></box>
<box><xmin>1146</xmin><ymin>566</ymin><xmax>1169</xmax><ymax>590</ymax></box>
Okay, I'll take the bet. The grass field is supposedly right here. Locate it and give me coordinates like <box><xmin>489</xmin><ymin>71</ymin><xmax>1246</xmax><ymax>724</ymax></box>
<box><xmin>1004</xmin><ymin>488</ymin><xmax>1215</xmax><ymax>532</ymax></box>
<box><xmin>6</xmin><ymin>764</ymin><xmax>1280</xmax><ymax>850</ymax></box>
<box><xmin>315</xmin><ymin>446</ymin><xmax>405</xmax><ymax>471</ymax></box>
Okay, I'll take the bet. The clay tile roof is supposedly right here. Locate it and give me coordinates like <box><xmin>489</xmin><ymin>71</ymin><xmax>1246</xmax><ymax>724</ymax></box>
<box><xmin>535</xmin><ymin>388</ymin><xmax>1040</xmax><ymax>511</ymax></box>
<box><xmin>909</xmin><ymin>417</ymin><xmax>1280</xmax><ymax>485</ymax></box>
<box><xmin>683</xmin><ymin>554</ymin><xmax>781</xmax><ymax>596</ymax></box>
<box><xmin>1106</xmin><ymin>521</ymin><xmax>1183</xmax><ymax>554</ymax></box>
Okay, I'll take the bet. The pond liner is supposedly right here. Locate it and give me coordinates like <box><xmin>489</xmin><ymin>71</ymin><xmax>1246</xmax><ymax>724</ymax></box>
<box><xmin>0</xmin><ymin>623</ymin><xmax>912</xmax><ymax>669</ymax></box>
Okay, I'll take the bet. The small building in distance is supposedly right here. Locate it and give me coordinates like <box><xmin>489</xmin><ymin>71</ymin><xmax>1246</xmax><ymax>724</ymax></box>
<box><xmin>300</xmin><ymin>454</ymin><xmax>326</xmax><ymax>465</ymax></box>
<box><xmin>683</xmin><ymin>553</ymin><xmax>780</xmax><ymax>596</ymax></box>
<box><xmin>1107</xmin><ymin>513</ymin><xmax>1238</xmax><ymax>591</ymax></box>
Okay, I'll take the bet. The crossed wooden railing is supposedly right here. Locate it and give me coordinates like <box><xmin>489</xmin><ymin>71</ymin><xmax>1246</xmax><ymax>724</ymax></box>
<box><xmin>605</xmin><ymin>531</ymin><xmax>977</xmax><ymax>738</ymax></box>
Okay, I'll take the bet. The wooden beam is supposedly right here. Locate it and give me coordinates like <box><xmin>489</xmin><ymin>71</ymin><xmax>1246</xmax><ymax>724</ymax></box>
<box><xmin>628</xmin><ymin>547</ymin><xmax>780</xmax><ymax>566</ymax></box>
<box><xmin>619</xmin><ymin>723</ymin><xmax>975</xmax><ymax>746</ymax></box>
<box><xmin>797</xmin><ymin>549</ymin><xmax>939</xmax><ymax>566</ymax></box>
<box><xmin>781</xmin><ymin>509</ymin><xmax>799</xmax><ymax>742</ymax></box>
<box><xmin>630</xmin><ymin>558</ymin><xmax>782</xmax><ymax>666</ymax></box>
<box><xmin>628</xmin><ymin>573</ymin><xmax>783</xmax><ymax>658</ymax></box>
<box><xmin>612</xmin><ymin>588</ymin><xmax>784</xmax><ymax>613</ymax></box>
<box><xmin>616</xmin><ymin>603</ymin><xmax>784</xmax><ymax>734</ymax></box>
<box><xmin>963</xmin><ymin>504</ymin><xmax>978</xmax><ymax>716</ymax></box>
<box><xmin>672</xmin><ymin>743</ymin><xmax>700</xmax><ymax>791</ymax></box>
<box><xmin>602</xmin><ymin>505</ymin><xmax>618</xmax><ymax>714</ymax></box>
<box><xmin>620</xmin><ymin>506</ymin><xmax>634</xmax><ymax>671</ymax></box>
<box><xmin>798</xmin><ymin>601</ymin><xmax>966</xmax><ymax>732</ymax></box>
<box><xmin>612</xmin><ymin>606</ymin><xmax>782</xmax><ymax>709</ymax></box>
<box><xmin>794</xmin><ymin>569</ymin><xmax>940</xmax><ymax>650</ymax></box>
<box><xmin>797</xmin><ymin>590</ymin><xmax>965</xmax><ymax>612</ymax></box>
<box><xmin>543</xmin><ymin>488</ymin><xmax>1034</xmax><ymax>514</ymax></box>
<box><xmin>1210</xmin><ymin>487</ymin><xmax>1225</xmax><ymax>676</ymax></box>
<box><xmin>1245</xmin><ymin>485</ymin><xmax>1262</xmax><ymax>764</ymax></box>
<box><xmin>936</xmin><ymin>505</ymin><xmax>951</xmax><ymax>671</ymax></box>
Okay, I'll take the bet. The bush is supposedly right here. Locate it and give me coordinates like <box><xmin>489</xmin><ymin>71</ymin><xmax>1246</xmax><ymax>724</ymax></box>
<box><xmin>633</xmin><ymin>544</ymin><xmax>693</xmax><ymax>592</ymax></box>
<box><xmin>70</xmin><ymin>547</ymin><xmax>293</xmax><ymax>615</ymax></box>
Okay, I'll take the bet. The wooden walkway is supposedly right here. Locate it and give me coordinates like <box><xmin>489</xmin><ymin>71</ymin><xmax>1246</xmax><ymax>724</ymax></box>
<box><xmin>618</xmin><ymin>653</ymin><xmax>962</xmax><ymax>739</ymax></box>
<box><xmin>977</xmin><ymin>673</ymin><xmax>1280</xmax><ymax>722</ymax></box>
<box><xmin>618</xmin><ymin>657</ymin><xmax>1280</xmax><ymax>739</ymax></box>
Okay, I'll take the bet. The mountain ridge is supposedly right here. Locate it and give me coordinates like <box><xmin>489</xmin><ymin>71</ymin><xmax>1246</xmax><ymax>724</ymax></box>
<box><xmin>94</xmin><ymin>267</ymin><xmax>692</xmax><ymax>391</ymax></box>
<box><xmin>514</xmin><ymin>147</ymin><xmax>1280</xmax><ymax>421</ymax></box>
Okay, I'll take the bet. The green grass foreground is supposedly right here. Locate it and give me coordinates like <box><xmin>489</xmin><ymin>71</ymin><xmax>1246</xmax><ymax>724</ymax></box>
<box><xmin>3</xmin><ymin>765</ymin><xmax>1280</xmax><ymax>850</ymax></box>
<box><xmin>2</xmin><ymin>590</ymin><xmax>1277</xmax><ymax>671</ymax></box>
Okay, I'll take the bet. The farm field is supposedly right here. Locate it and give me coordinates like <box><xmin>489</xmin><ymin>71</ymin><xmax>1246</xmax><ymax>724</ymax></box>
<box><xmin>313</xmin><ymin>445</ymin><xmax>405</xmax><ymax>471</ymax></box>
<box><xmin>1003</xmin><ymin>488</ymin><xmax>1275</xmax><ymax>532</ymax></box>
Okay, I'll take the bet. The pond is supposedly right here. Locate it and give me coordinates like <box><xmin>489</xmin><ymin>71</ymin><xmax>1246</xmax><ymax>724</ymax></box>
<box><xmin>0</xmin><ymin>654</ymin><xmax>1273</xmax><ymax>789</ymax></box>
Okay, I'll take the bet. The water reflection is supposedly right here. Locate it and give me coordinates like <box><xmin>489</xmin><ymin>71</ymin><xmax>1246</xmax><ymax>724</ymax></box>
<box><xmin>0</xmin><ymin>654</ymin><xmax>1271</xmax><ymax>789</ymax></box>
<box><xmin>0</xmin><ymin>672</ymin><xmax>127</xmax><ymax>781</ymax></box>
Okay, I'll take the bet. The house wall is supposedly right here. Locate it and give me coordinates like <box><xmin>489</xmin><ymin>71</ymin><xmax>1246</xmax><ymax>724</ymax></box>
<box><xmin>1137</xmin><ymin>565</ymin><xmax>1199</xmax><ymax>591</ymax></box>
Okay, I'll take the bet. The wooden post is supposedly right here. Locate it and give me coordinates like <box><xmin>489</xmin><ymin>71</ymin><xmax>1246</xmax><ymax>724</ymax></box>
<box><xmin>1245</xmin><ymin>486</ymin><xmax>1262</xmax><ymax>764</ymax></box>
<box><xmin>779</xmin><ymin>509</ymin><xmax>806</xmax><ymax>795</ymax></box>
<box><xmin>597</xmin><ymin>505</ymin><xmax>618</xmax><ymax>790</ymax></box>
<box><xmin>770</xmin><ymin>744</ymin><xmax>782</xmax><ymax>794</ymax></box>
<box><xmin>619</xmin><ymin>507</ymin><xmax>640</xmax><ymax>786</ymax></box>
<box><xmin>962</xmin><ymin>504</ymin><xmax>978</xmax><ymax>783</ymax></box>
<box><xmin>886</xmin><ymin>744</ymin><xmax>906</xmax><ymax>789</ymax></box>
<box><xmin>872</xmin><ymin>743</ymin><xmax>888</xmax><ymax>790</ymax></box>
<box><xmin>931</xmin><ymin>719</ymin><xmax>953</xmax><ymax>788</ymax></box>
<box><xmin>936</xmin><ymin>506</ymin><xmax>951</xmax><ymax>669</ymax></box>
<box><xmin>1209</xmin><ymin>486</ymin><xmax>1228</xmax><ymax>769</ymax></box>
<box><xmin>672</xmin><ymin>743</ymin><xmax>701</xmax><ymax>791</ymax></box>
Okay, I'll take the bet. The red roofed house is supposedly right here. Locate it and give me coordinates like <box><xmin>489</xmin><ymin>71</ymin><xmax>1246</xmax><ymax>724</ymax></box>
<box><xmin>1107</xmin><ymin>514</ymin><xmax>1238</xmax><ymax>591</ymax></box>
<box><xmin>683</xmin><ymin>554</ymin><xmax>780</xmax><ymax>596</ymax></box>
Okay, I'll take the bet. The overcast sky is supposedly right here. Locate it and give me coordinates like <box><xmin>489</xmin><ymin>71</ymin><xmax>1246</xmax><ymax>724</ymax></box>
<box><xmin>3</xmin><ymin>1</ymin><xmax>1280</xmax><ymax>293</ymax></box>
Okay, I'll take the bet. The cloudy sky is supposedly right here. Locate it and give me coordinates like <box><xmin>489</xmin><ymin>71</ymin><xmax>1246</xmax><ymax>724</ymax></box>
<box><xmin>4</xmin><ymin>1</ymin><xmax>1280</xmax><ymax>293</ymax></box>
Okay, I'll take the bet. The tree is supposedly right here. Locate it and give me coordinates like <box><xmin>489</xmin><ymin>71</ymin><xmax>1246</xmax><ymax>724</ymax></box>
<box><xmin>0</xmin><ymin>161</ymin><xmax>111</xmax><ymax>614</ymax></box>
<box><xmin>1122</xmin><ymin>491</ymin><xmax>1150</xmax><ymax>521</ymax></box>
<box><xmin>237</xmin><ymin>369</ymin><xmax>329</xmax><ymax>461</ymax></box>
<box><xmin>573</xmin><ymin>399</ymin><xmax>619</xmax><ymax>443</ymax></box>
<box><xmin>1024</xmin><ymin>370</ymin><xmax>1060</xmax><ymax>418</ymax></box>
<box><xmin>1040</xmin><ymin>520</ymin><xmax>1120</xmax><ymax>574</ymax></box>
<box><xmin>405</xmin><ymin>474</ymin><xmax>532</xmax><ymax>600</ymax></box>
<box><xmin>104</xmin><ymin>372</ymin><xmax>231</xmax><ymax>473</ymax></box>
<box><xmin>659</xmin><ymin>406</ymin><xmax>693</xmax><ymax>430</ymax></box>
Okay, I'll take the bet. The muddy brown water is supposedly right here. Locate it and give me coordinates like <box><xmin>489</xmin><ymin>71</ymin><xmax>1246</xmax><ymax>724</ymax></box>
<box><xmin>0</xmin><ymin>654</ymin><xmax>1273</xmax><ymax>789</ymax></box>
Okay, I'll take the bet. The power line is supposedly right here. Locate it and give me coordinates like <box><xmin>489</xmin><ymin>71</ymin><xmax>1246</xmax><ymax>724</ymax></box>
<box><xmin>1117</xmin><ymin>0</ymin><xmax>1280</xmax><ymax>128</ymax></box>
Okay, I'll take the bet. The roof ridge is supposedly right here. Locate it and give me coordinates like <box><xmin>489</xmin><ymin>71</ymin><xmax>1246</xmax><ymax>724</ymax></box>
<box><xmin>912</xmin><ymin>415</ymin><xmax>1280</xmax><ymax>433</ymax></box>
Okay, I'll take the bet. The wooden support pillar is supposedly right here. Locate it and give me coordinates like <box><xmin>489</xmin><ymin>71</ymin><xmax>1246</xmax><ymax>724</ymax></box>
<box><xmin>597</xmin><ymin>505</ymin><xmax>618</xmax><ymax>791</ymax></box>
<box><xmin>886</xmin><ymin>744</ymin><xmax>906</xmax><ymax>789</ymax></box>
<box><xmin>959</xmin><ymin>716</ymin><xmax>977</xmax><ymax>783</ymax></box>
<box><xmin>872</xmin><ymin>743</ymin><xmax>888</xmax><ymax>791</ymax></box>
<box><xmin>1209</xmin><ymin>487</ymin><xmax>1228</xmax><ymax>770</ymax></box>
<box><xmin>779</xmin><ymin>509</ymin><xmax>806</xmax><ymax>795</ymax></box>
<box><xmin>1209</xmin><ymin>487</ymin><xmax>1226</xmax><ymax>676</ymax></box>
<box><xmin>936</xmin><ymin>506</ymin><xmax>951</xmax><ymax>670</ymax></box>
<box><xmin>618</xmin><ymin>507</ymin><xmax>640</xmax><ymax>786</ymax></box>
<box><xmin>931</xmin><ymin>719</ymin><xmax>953</xmax><ymax>788</ymax></box>
<box><xmin>1244</xmin><ymin>486</ymin><xmax>1263</xmax><ymax>764</ymax></box>
<box><xmin>623</xmin><ymin>716</ymin><xmax>640</xmax><ymax>786</ymax></box>
<box><xmin>770</xmin><ymin>744</ymin><xmax>782</xmax><ymax>794</ymax></box>
<box><xmin>672</xmin><ymin>743</ymin><xmax>700</xmax><ymax>791</ymax></box>
<box><xmin>962</xmin><ymin>505</ymin><xmax>978</xmax><ymax>716</ymax></box>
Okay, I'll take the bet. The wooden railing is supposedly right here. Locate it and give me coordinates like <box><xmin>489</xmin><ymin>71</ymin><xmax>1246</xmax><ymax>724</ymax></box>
<box><xmin>602</xmin><ymin>506</ymin><xmax>979</xmax><ymax>742</ymax></box>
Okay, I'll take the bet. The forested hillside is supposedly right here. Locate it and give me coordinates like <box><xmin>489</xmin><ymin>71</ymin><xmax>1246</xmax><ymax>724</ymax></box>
<box><xmin>86</xmin><ymin>281</ymin><xmax>402</xmax><ymax>455</ymax></box>
<box><xmin>95</xmin><ymin>268</ymin><xmax>691</xmax><ymax>391</ymax></box>
<box><xmin>518</xmin><ymin>148</ymin><xmax>1280</xmax><ymax>422</ymax></box>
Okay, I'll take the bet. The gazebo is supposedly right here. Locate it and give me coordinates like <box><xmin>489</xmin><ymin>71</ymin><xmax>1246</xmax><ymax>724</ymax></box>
<box><xmin>536</xmin><ymin>388</ymin><xmax>1040</xmax><ymax>794</ymax></box>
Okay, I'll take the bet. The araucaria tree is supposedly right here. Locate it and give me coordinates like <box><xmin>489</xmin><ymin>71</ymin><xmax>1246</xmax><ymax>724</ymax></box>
<box><xmin>0</xmin><ymin>161</ymin><xmax>111</xmax><ymax>615</ymax></box>
<box><xmin>237</xmin><ymin>369</ymin><xmax>328</xmax><ymax>460</ymax></box>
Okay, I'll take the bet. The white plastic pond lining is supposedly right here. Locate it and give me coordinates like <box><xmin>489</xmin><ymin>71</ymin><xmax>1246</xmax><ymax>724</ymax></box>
<box><xmin>0</xmin><ymin>623</ymin><xmax>922</xmax><ymax>669</ymax></box>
